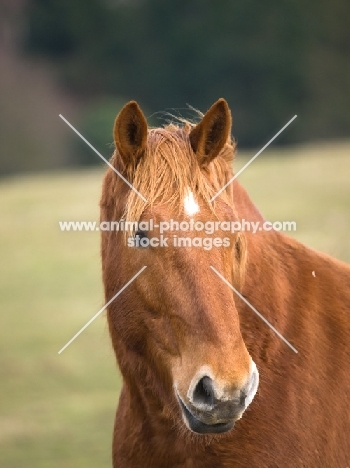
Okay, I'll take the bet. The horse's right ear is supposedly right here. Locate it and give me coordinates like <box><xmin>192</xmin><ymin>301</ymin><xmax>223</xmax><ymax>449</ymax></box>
<box><xmin>113</xmin><ymin>101</ymin><xmax>148</xmax><ymax>170</ymax></box>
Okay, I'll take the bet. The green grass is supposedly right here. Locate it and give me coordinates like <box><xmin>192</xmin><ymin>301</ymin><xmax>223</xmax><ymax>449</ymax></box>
<box><xmin>0</xmin><ymin>170</ymin><xmax>119</xmax><ymax>467</ymax></box>
<box><xmin>236</xmin><ymin>140</ymin><xmax>350</xmax><ymax>263</ymax></box>
<box><xmin>1</xmin><ymin>141</ymin><xmax>349</xmax><ymax>467</ymax></box>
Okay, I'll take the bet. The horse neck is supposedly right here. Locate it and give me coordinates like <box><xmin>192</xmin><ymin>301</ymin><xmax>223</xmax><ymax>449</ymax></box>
<box><xmin>232</xmin><ymin>180</ymin><xmax>350</xmax><ymax>362</ymax></box>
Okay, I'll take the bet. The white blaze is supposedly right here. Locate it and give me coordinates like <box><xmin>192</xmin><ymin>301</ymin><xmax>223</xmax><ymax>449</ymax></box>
<box><xmin>184</xmin><ymin>189</ymin><xmax>199</xmax><ymax>216</ymax></box>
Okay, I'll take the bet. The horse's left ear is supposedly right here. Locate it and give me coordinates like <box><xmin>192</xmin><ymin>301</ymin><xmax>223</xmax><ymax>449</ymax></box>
<box><xmin>113</xmin><ymin>101</ymin><xmax>148</xmax><ymax>170</ymax></box>
<box><xmin>190</xmin><ymin>98</ymin><xmax>232</xmax><ymax>167</ymax></box>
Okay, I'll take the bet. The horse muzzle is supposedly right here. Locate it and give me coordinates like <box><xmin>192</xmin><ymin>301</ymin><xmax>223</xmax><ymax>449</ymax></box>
<box><xmin>176</xmin><ymin>362</ymin><xmax>259</xmax><ymax>434</ymax></box>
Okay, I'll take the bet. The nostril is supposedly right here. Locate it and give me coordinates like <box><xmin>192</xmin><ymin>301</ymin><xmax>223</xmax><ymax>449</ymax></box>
<box><xmin>239</xmin><ymin>390</ymin><xmax>247</xmax><ymax>406</ymax></box>
<box><xmin>193</xmin><ymin>376</ymin><xmax>215</xmax><ymax>407</ymax></box>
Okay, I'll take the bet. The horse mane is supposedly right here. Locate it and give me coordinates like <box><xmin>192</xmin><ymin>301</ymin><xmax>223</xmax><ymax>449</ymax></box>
<box><xmin>111</xmin><ymin>120</ymin><xmax>237</xmax><ymax>225</ymax></box>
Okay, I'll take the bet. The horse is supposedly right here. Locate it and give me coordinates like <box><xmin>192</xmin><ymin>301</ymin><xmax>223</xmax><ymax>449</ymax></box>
<box><xmin>100</xmin><ymin>99</ymin><xmax>350</xmax><ymax>467</ymax></box>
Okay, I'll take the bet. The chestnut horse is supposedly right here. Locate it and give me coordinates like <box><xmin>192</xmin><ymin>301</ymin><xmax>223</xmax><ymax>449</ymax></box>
<box><xmin>100</xmin><ymin>99</ymin><xmax>350</xmax><ymax>467</ymax></box>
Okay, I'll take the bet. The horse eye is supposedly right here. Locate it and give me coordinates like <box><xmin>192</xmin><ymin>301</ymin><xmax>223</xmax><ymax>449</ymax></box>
<box><xmin>135</xmin><ymin>230</ymin><xmax>148</xmax><ymax>240</ymax></box>
<box><xmin>135</xmin><ymin>230</ymin><xmax>149</xmax><ymax>248</ymax></box>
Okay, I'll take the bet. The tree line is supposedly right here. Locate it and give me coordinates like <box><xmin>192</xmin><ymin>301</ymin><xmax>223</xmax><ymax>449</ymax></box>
<box><xmin>21</xmin><ymin>0</ymin><xmax>350</xmax><ymax>161</ymax></box>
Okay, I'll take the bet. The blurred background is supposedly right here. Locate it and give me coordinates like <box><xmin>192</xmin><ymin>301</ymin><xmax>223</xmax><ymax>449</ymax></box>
<box><xmin>0</xmin><ymin>0</ymin><xmax>349</xmax><ymax>466</ymax></box>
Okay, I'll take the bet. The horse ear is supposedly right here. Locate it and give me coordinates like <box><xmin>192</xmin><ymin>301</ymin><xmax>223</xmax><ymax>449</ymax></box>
<box><xmin>189</xmin><ymin>98</ymin><xmax>232</xmax><ymax>167</ymax></box>
<box><xmin>113</xmin><ymin>101</ymin><xmax>148</xmax><ymax>170</ymax></box>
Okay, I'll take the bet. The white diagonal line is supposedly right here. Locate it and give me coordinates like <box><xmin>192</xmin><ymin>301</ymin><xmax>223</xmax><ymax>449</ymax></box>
<box><xmin>59</xmin><ymin>114</ymin><xmax>147</xmax><ymax>202</ymax></box>
<box><xmin>210</xmin><ymin>115</ymin><xmax>297</xmax><ymax>202</ymax></box>
<box><xmin>58</xmin><ymin>266</ymin><xmax>147</xmax><ymax>354</ymax></box>
<box><xmin>210</xmin><ymin>266</ymin><xmax>298</xmax><ymax>353</ymax></box>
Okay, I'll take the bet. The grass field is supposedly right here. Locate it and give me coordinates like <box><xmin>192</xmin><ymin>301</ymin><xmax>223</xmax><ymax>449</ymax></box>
<box><xmin>1</xmin><ymin>141</ymin><xmax>349</xmax><ymax>467</ymax></box>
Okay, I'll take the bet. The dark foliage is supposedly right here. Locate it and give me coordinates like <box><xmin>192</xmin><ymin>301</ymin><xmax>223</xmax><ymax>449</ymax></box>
<box><xmin>24</xmin><ymin>0</ymin><xmax>350</xmax><ymax>147</ymax></box>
